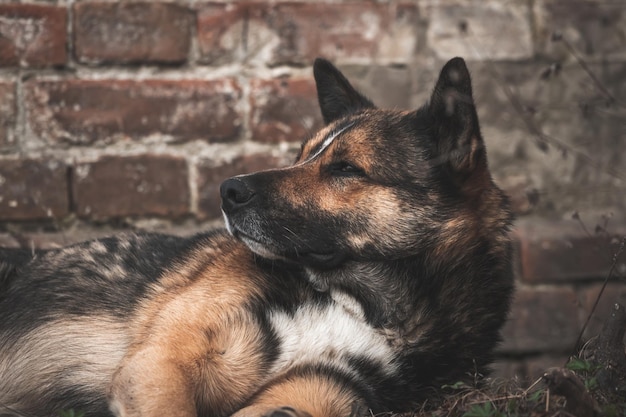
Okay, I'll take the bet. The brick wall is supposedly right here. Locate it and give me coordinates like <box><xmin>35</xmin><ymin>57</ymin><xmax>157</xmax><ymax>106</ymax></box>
<box><xmin>0</xmin><ymin>0</ymin><xmax>625</xmax><ymax>383</ymax></box>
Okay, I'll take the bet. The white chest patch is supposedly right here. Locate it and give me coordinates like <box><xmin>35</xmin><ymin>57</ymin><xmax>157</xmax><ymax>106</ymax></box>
<box><xmin>268</xmin><ymin>290</ymin><xmax>398</xmax><ymax>377</ymax></box>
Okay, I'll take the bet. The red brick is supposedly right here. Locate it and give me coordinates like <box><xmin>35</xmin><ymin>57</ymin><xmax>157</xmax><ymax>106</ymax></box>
<box><xmin>0</xmin><ymin>81</ymin><xmax>16</xmax><ymax>147</ymax></box>
<box><xmin>197</xmin><ymin>3</ymin><xmax>246</xmax><ymax>65</ymax></box>
<box><xmin>250</xmin><ymin>77</ymin><xmax>322</xmax><ymax>143</ymax></box>
<box><xmin>24</xmin><ymin>79</ymin><xmax>242</xmax><ymax>145</ymax></box>
<box><xmin>0</xmin><ymin>4</ymin><xmax>67</xmax><ymax>68</ymax></box>
<box><xmin>0</xmin><ymin>158</ymin><xmax>69</xmax><ymax>220</ymax></box>
<box><xmin>516</xmin><ymin>219</ymin><xmax>626</xmax><ymax>283</ymax></box>
<box><xmin>254</xmin><ymin>2</ymin><xmax>389</xmax><ymax>65</ymax></box>
<box><xmin>72</xmin><ymin>155</ymin><xmax>190</xmax><ymax>219</ymax></box>
<box><xmin>577</xmin><ymin>283</ymin><xmax>626</xmax><ymax>340</ymax></box>
<box><xmin>197</xmin><ymin>2</ymin><xmax>418</xmax><ymax>66</ymax></box>
<box><xmin>74</xmin><ymin>2</ymin><xmax>192</xmax><ymax>65</ymax></box>
<box><xmin>499</xmin><ymin>286</ymin><xmax>580</xmax><ymax>353</ymax></box>
<box><xmin>196</xmin><ymin>153</ymin><xmax>290</xmax><ymax>219</ymax></box>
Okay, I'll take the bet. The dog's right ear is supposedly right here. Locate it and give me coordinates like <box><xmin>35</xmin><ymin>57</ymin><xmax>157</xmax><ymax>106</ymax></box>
<box><xmin>427</xmin><ymin>57</ymin><xmax>486</xmax><ymax>176</ymax></box>
<box><xmin>313</xmin><ymin>58</ymin><xmax>374</xmax><ymax>125</ymax></box>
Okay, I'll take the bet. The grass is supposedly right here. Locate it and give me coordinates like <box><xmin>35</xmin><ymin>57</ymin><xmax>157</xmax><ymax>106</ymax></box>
<box><xmin>403</xmin><ymin>356</ymin><xmax>625</xmax><ymax>417</ymax></box>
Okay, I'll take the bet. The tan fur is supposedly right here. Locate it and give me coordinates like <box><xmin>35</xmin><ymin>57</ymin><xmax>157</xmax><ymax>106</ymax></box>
<box><xmin>110</xmin><ymin>237</ymin><xmax>272</xmax><ymax>417</ymax></box>
<box><xmin>283</xmin><ymin>125</ymin><xmax>422</xmax><ymax>256</ymax></box>
<box><xmin>0</xmin><ymin>318</ymin><xmax>127</xmax><ymax>412</ymax></box>
<box><xmin>433</xmin><ymin>213</ymin><xmax>477</xmax><ymax>259</ymax></box>
<box><xmin>274</xmin><ymin>125</ymin><xmax>382</xmax><ymax>217</ymax></box>
<box><xmin>231</xmin><ymin>373</ymin><xmax>359</xmax><ymax>417</ymax></box>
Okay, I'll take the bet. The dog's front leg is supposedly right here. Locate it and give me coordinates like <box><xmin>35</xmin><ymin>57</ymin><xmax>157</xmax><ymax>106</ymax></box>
<box><xmin>107</xmin><ymin>246</ymin><xmax>275</xmax><ymax>417</ymax></box>
<box><xmin>231</xmin><ymin>372</ymin><xmax>365</xmax><ymax>417</ymax></box>
<box><xmin>109</xmin><ymin>308</ymin><xmax>272</xmax><ymax>417</ymax></box>
<box><xmin>109</xmin><ymin>347</ymin><xmax>197</xmax><ymax>417</ymax></box>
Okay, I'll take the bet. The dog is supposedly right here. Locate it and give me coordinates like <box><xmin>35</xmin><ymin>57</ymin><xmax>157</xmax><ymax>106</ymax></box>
<box><xmin>0</xmin><ymin>57</ymin><xmax>513</xmax><ymax>417</ymax></box>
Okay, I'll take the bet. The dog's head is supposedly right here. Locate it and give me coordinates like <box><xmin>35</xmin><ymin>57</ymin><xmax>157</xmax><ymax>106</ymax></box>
<box><xmin>221</xmin><ymin>58</ymin><xmax>508</xmax><ymax>270</ymax></box>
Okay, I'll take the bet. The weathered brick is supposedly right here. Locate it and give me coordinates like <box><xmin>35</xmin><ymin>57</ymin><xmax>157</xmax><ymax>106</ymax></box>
<box><xmin>577</xmin><ymin>283</ymin><xmax>626</xmax><ymax>340</ymax></box>
<box><xmin>196</xmin><ymin>153</ymin><xmax>289</xmax><ymax>220</ymax></box>
<box><xmin>471</xmin><ymin>61</ymin><xmax>626</xmax><ymax>218</ymax></box>
<box><xmin>249</xmin><ymin>2</ymin><xmax>386</xmax><ymax>66</ymax></box>
<box><xmin>0</xmin><ymin>158</ymin><xmax>69</xmax><ymax>220</ymax></box>
<box><xmin>516</xmin><ymin>220</ymin><xmax>626</xmax><ymax>283</ymax></box>
<box><xmin>0</xmin><ymin>4</ymin><xmax>67</xmax><ymax>68</ymax></box>
<box><xmin>378</xmin><ymin>3</ymin><xmax>423</xmax><ymax>64</ymax></box>
<box><xmin>425</xmin><ymin>1</ymin><xmax>532</xmax><ymax>61</ymax></box>
<box><xmin>0</xmin><ymin>81</ymin><xmax>16</xmax><ymax>148</ymax></box>
<box><xmin>250</xmin><ymin>77</ymin><xmax>322</xmax><ymax>143</ymax></box>
<box><xmin>197</xmin><ymin>2</ymin><xmax>420</xmax><ymax>66</ymax></box>
<box><xmin>499</xmin><ymin>182</ymin><xmax>537</xmax><ymax>216</ymax></box>
<box><xmin>74</xmin><ymin>2</ymin><xmax>192</xmax><ymax>65</ymax></box>
<box><xmin>24</xmin><ymin>79</ymin><xmax>242</xmax><ymax>146</ymax></box>
<box><xmin>197</xmin><ymin>3</ymin><xmax>246</xmax><ymax>65</ymax></box>
<box><xmin>525</xmin><ymin>355</ymin><xmax>570</xmax><ymax>381</ymax></box>
<box><xmin>494</xmin><ymin>355</ymin><xmax>571</xmax><ymax>387</ymax></box>
<box><xmin>535</xmin><ymin>0</ymin><xmax>626</xmax><ymax>61</ymax></box>
<box><xmin>342</xmin><ymin>64</ymin><xmax>413</xmax><ymax>110</ymax></box>
<box><xmin>491</xmin><ymin>358</ymin><xmax>526</xmax><ymax>382</ymax></box>
<box><xmin>73</xmin><ymin>155</ymin><xmax>190</xmax><ymax>219</ymax></box>
<box><xmin>0</xmin><ymin>233</ymin><xmax>19</xmax><ymax>248</ymax></box>
<box><xmin>499</xmin><ymin>286</ymin><xmax>580</xmax><ymax>353</ymax></box>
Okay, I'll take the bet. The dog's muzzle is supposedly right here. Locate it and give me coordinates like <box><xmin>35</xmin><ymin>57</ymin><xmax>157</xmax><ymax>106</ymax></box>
<box><xmin>220</xmin><ymin>177</ymin><xmax>256</xmax><ymax>214</ymax></box>
<box><xmin>220</xmin><ymin>176</ymin><xmax>347</xmax><ymax>269</ymax></box>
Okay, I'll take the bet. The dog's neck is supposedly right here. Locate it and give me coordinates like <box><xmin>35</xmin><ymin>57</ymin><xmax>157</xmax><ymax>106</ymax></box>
<box><xmin>304</xmin><ymin>259</ymin><xmax>430</xmax><ymax>346</ymax></box>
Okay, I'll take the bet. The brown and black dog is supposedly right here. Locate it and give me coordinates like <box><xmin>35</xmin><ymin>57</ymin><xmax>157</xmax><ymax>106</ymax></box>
<box><xmin>0</xmin><ymin>57</ymin><xmax>513</xmax><ymax>417</ymax></box>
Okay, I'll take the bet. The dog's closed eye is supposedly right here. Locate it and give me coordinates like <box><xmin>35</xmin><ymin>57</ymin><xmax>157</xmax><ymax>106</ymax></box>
<box><xmin>328</xmin><ymin>161</ymin><xmax>365</xmax><ymax>177</ymax></box>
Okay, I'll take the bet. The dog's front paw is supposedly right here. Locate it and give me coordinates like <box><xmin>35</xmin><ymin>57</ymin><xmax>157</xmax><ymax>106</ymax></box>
<box><xmin>263</xmin><ymin>406</ymin><xmax>312</xmax><ymax>417</ymax></box>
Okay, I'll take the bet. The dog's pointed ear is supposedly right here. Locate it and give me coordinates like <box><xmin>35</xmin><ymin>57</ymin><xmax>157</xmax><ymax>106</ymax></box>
<box><xmin>428</xmin><ymin>57</ymin><xmax>486</xmax><ymax>175</ymax></box>
<box><xmin>314</xmin><ymin>58</ymin><xmax>374</xmax><ymax>125</ymax></box>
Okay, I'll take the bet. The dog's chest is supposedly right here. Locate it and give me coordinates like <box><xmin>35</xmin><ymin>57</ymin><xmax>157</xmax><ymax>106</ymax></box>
<box><xmin>268</xmin><ymin>290</ymin><xmax>397</xmax><ymax>376</ymax></box>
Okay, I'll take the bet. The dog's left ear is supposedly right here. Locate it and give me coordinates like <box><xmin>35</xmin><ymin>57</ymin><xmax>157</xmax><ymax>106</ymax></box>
<box><xmin>428</xmin><ymin>57</ymin><xmax>486</xmax><ymax>176</ymax></box>
<box><xmin>314</xmin><ymin>58</ymin><xmax>374</xmax><ymax>125</ymax></box>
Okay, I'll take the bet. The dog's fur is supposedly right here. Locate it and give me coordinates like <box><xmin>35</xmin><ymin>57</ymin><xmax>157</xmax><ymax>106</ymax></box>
<box><xmin>0</xmin><ymin>58</ymin><xmax>513</xmax><ymax>417</ymax></box>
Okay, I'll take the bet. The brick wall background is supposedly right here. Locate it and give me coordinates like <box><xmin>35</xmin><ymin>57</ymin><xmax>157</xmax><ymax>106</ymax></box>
<box><xmin>0</xmin><ymin>0</ymin><xmax>625</xmax><ymax>384</ymax></box>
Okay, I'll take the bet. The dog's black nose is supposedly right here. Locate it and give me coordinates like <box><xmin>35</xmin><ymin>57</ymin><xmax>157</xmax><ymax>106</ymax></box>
<box><xmin>220</xmin><ymin>178</ymin><xmax>255</xmax><ymax>212</ymax></box>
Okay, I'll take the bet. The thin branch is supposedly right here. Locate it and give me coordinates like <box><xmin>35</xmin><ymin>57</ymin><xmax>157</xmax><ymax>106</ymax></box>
<box><xmin>572</xmin><ymin>236</ymin><xmax>626</xmax><ymax>355</ymax></box>
<box><xmin>552</xmin><ymin>32</ymin><xmax>620</xmax><ymax>106</ymax></box>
